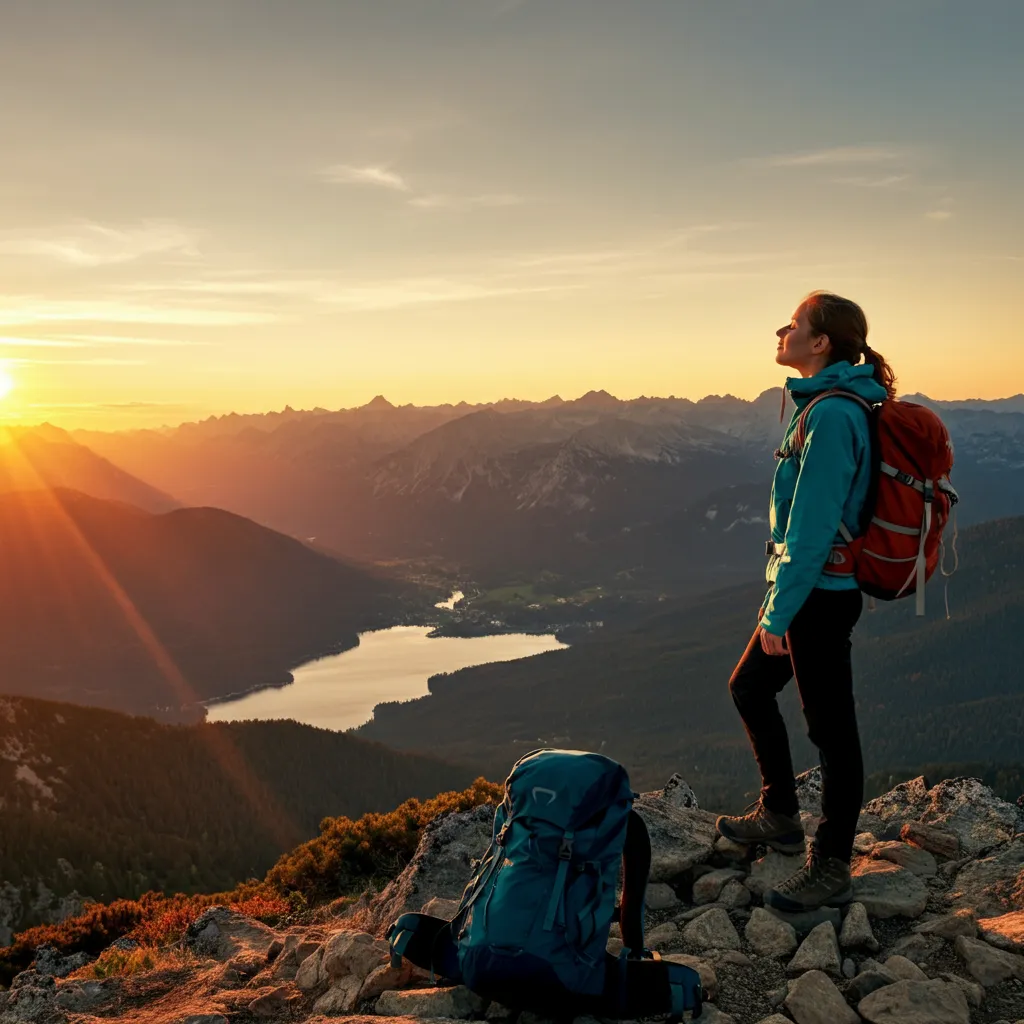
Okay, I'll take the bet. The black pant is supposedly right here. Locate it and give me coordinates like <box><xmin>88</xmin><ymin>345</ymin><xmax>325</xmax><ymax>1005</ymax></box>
<box><xmin>729</xmin><ymin>587</ymin><xmax>864</xmax><ymax>863</ymax></box>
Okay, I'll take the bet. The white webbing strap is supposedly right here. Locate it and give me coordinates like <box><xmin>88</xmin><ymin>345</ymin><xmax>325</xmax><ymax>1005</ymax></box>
<box><xmin>915</xmin><ymin>481</ymin><xmax>934</xmax><ymax>617</ymax></box>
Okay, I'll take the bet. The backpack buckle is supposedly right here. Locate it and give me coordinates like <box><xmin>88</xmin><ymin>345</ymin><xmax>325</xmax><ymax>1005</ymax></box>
<box><xmin>558</xmin><ymin>837</ymin><xmax>573</xmax><ymax>860</ymax></box>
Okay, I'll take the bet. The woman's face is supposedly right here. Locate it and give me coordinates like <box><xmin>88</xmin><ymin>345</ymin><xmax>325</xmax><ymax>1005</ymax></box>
<box><xmin>775</xmin><ymin>305</ymin><xmax>829</xmax><ymax>371</ymax></box>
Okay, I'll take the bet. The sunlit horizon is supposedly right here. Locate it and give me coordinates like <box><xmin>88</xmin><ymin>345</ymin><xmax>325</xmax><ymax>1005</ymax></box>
<box><xmin>1</xmin><ymin>1</ymin><xmax>1021</xmax><ymax>432</ymax></box>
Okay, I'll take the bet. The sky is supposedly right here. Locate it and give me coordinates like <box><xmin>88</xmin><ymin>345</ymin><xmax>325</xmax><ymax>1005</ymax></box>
<box><xmin>0</xmin><ymin>0</ymin><xmax>1022</xmax><ymax>430</ymax></box>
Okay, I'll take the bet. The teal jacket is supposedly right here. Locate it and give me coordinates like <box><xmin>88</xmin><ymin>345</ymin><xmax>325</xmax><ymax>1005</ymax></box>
<box><xmin>760</xmin><ymin>361</ymin><xmax>888</xmax><ymax>637</ymax></box>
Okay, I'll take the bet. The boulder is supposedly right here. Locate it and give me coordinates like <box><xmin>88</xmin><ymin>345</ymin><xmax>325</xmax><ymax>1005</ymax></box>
<box><xmin>179</xmin><ymin>1016</ymin><xmax>229</xmax><ymax>1024</ymax></box>
<box><xmin>633</xmin><ymin>793</ymin><xmax>718</xmax><ymax>882</ymax></box>
<box><xmin>901</xmin><ymin>821</ymin><xmax>961</xmax><ymax>859</ymax></box>
<box><xmin>948</xmin><ymin>838</ymin><xmax>1024</xmax><ymax>915</ymax></box>
<box><xmin>863</xmin><ymin>777</ymin><xmax>1021</xmax><ymax>857</ymax></box>
<box><xmin>682</xmin><ymin>907</ymin><xmax>741</xmax><ymax>952</ymax></box>
<box><xmin>183</xmin><ymin>906</ymin><xmax>278</xmax><ymax>960</ymax></box>
<box><xmin>954</xmin><ymin>934</ymin><xmax>1024</xmax><ymax>986</ymax></box>
<box><xmin>851</xmin><ymin>859</ymin><xmax>928</xmax><ymax>918</ymax></box>
<box><xmin>857</xmin><ymin>978</ymin><xmax>970</xmax><ymax>1024</ymax></box>
<box><xmin>312</xmin><ymin>975</ymin><xmax>363</xmax><ymax>1016</ymax></box>
<box><xmin>871</xmin><ymin>841</ymin><xmax>938</xmax><ymax>877</ymax></box>
<box><xmin>795</xmin><ymin>766</ymin><xmax>824</xmax><ymax>817</ymax></box>
<box><xmin>890</xmin><ymin>932</ymin><xmax>941</xmax><ymax>962</ymax></box>
<box><xmin>247</xmin><ymin>984</ymin><xmax>299</xmax><ymax>1017</ymax></box>
<box><xmin>358</xmin><ymin>961</ymin><xmax>429</xmax><ymax>1002</ymax></box>
<box><xmin>744</xmin><ymin>908</ymin><xmax>797</xmax><ymax>958</ymax></box>
<box><xmin>694</xmin><ymin>1005</ymin><xmax>735</xmax><ymax>1024</ymax></box>
<box><xmin>784</xmin><ymin>969</ymin><xmax>858</xmax><ymax>1024</ymax></box>
<box><xmin>370</xmin><ymin>805</ymin><xmax>494</xmax><ymax>933</ymax></box>
<box><xmin>853</xmin><ymin>832</ymin><xmax>879</xmax><ymax>855</ymax></box>
<box><xmin>846</xmin><ymin>969</ymin><xmax>895</xmax><ymax>1002</ymax></box>
<box><xmin>978</xmin><ymin>908</ymin><xmax>1024</xmax><ymax>952</ymax></box>
<box><xmin>937</xmin><ymin>972</ymin><xmax>985</xmax><ymax>1008</ymax></box>
<box><xmin>763</xmin><ymin>904</ymin><xmax>842</xmax><ymax>937</ymax></box>
<box><xmin>295</xmin><ymin>947</ymin><xmax>325</xmax><ymax>992</ymax></box>
<box><xmin>714</xmin><ymin>836</ymin><xmax>752</xmax><ymax>863</ymax></box>
<box><xmin>839</xmin><ymin>901</ymin><xmax>879</xmax><ymax>952</ymax></box>
<box><xmin>645</xmin><ymin>922</ymin><xmax>680</xmax><ymax>949</ymax></box>
<box><xmin>662</xmin><ymin>953</ymin><xmax>718</xmax><ymax>999</ymax></box>
<box><xmin>914</xmin><ymin>909</ymin><xmax>978</xmax><ymax>940</ymax></box>
<box><xmin>661</xmin><ymin>773</ymin><xmax>700</xmax><ymax>809</ymax></box>
<box><xmin>746</xmin><ymin>851</ymin><xmax>804</xmax><ymax>898</ymax></box>
<box><xmin>376</xmin><ymin>986</ymin><xmax>485</xmax><ymax>1019</ymax></box>
<box><xmin>786</xmin><ymin>921</ymin><xmax>840</xmax><ymax>976</ymax></box>
<box><xmin>693</xmin><ymin>869</ymin><xmax>745</xmax><ymax>906</ymax></box>
<box><xmin>882</xmin><ymin>954</ymin><xmax>927</xmax><ymax>982</ymax></box>
<box><xmin>719</xmin><ymin>881</ymin><xmax>751</xmax><ymax>910</ymax></box>
<box><xmin>645</xmin><ymin>882</ymin><xmax>680</xmax><ymax>911</ymax></box>
<box><xmin>754</xmin><ymin>1017</ymin><xmax>791</xmax><ymax>1024</ymax></box>
<box><xmin>53</xmin><ymin>978</ymin><xmax>117</xmax><ymax>1012</ymax></box>
<box><xmin>321</xmin><ymin>930</ymin><xmax>389</xmax><ymax>983</ymax></box>
<box><xmin>420</xmin><ymin>897</ymin><xmax>460</xmax><ymax>920</ymax></box>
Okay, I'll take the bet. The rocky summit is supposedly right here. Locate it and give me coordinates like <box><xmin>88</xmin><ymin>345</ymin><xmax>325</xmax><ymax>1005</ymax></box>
<box><xmin>2</xmin><ymin>773</ymin><xmax>1023</xmax><ymax>1024</ymax></box>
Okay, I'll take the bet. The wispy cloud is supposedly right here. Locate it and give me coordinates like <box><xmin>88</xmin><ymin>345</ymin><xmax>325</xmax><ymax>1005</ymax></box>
<box><xmin>58</xmin><ymin>333</ymin><xmax>206</xmax><ymax>347</ymax></box>
<box><xmin>0</xmin><ymin>336</ymin><xmax>87</xmax><ymax>348</ymax></box>
<box><xmin>925</xmin><ymin>209</ymin><xmax>953</xmax><ymax>221</ymax></box>
<box><xmin>833</xmin><ymin>174</ymin><xmax>911</xmax><ymax>188</ymax></box>
<box><xmin>0</xmin><ymin>220</ymin><xmax>200</xmax><ymax>267</ymax></box>
<box><xmin>757</xmin><ymin>145</ymin><xmax>905</xmax><ymax>168</ymax></box>
<box><xmin>0</xmin><ymin>297</ymin><xmax>275</xmax><ymax>327</ymax></box>
<box><xmin>318</xmin><ymin>161</ymin><xmax>524</xmax><ymax>212</ymax></box>
<box><xmin>408</xmin><ymin>192</ymin><xmax>525</xmax><ymax>210</ymax></box>
<box><xmin>318</xmin><ymin>164</ymin><xmax>411</xmax><ymax>191</ymax></box>
<box><xmin>4</xmin><ymin>357</ymin><xmax>146</xmax><ymax>366</ymax></box>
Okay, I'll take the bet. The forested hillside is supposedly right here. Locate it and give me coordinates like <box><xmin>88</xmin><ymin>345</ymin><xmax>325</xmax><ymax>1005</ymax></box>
<box><xmin>0</xmin><ymin>695</ymin><xmax>472</xmax><ymax>938</ymax></box>
<box><xmin>0</xmin><ymin>489</ymin><xmax>398</xmax><ymax>718</ymax></box>
<box><xmin>360</xmin><ymin>517</ymin><xmax>1024</xmax><ymax>806</ymax></box>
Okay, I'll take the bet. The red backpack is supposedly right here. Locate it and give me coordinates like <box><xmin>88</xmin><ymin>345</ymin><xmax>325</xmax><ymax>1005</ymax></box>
<box><xmin>789</xmin><ymin>390</ymin><xmax>959</xmax><ymax>615</ymax></box>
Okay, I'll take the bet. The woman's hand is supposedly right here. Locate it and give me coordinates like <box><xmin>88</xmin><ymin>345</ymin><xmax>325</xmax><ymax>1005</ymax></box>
<box><xmin>759</xmin><ymin>627</ymin><xmax>788</xmax><ymax>657</ymax></box>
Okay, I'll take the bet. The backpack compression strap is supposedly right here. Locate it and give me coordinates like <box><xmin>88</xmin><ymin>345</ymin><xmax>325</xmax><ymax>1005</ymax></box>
<box><xmin>619</xmin><ymin>810</ymin><xmax>651</xmax><ymax>955</ymax></box>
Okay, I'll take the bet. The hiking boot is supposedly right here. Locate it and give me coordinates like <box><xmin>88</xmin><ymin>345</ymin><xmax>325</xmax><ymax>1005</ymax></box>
<box><xmin>763</xmin><ymin>849</ymin><xmax>854</xmax><ymax>912</ymax></box>
<box><xmin>716</xmin><ymin>801</ymin><xmax>805</xmax><ymax>855</ymax></box>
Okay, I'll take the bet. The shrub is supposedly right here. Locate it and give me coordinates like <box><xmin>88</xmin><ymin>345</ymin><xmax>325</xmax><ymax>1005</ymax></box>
<box><xmin>266</xmin><ymin>777</ymin><xmax>502</xmax><ymax>902</ymax></box>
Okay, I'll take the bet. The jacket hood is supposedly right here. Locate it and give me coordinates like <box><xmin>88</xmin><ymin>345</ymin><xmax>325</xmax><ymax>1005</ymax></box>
<box><xmin>786</xmin><ymin>360</ymin><xmax>888</xmax><ymax>406</ymax></box>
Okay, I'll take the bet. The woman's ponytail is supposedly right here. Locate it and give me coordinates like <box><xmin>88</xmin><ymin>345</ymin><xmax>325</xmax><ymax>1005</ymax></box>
<box><xmin>862</xmin><ymin>345</ymin><xmax>897</xmax><ymax>399</ymax></box>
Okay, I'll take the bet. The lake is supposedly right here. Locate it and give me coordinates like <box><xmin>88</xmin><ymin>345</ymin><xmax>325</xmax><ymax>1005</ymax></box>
<box><xmin>205</xmin><ymin>623</ymin><xmax>565</xmax><ymax>732</ymax></box>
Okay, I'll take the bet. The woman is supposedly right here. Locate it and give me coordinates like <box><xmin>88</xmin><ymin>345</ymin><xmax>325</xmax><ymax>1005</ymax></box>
<box><xmin>716</xmin><ymin>291</ymin><xmax>896</xmax><ymax>912</ymax></box>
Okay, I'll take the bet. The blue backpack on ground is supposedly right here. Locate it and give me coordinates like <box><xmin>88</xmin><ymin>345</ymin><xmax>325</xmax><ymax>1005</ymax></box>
<box><xmin>388</xmin><ymin>749</ymin><xmax>704</xmax><ymax>1020</ymax></box>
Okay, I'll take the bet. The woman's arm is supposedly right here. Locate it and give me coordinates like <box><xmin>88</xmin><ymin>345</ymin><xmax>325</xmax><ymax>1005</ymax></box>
<box><xmin>760</xmin><ymin>404</ymin><xmax>862</xmax><ymax>637</ymax></box>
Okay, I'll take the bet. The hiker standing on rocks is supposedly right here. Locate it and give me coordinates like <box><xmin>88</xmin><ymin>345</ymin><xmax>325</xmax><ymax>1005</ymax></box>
<box><xmin>716</xmin><ymin>291</ymin><xmax>897</xmax><ymax>912</ymax></box>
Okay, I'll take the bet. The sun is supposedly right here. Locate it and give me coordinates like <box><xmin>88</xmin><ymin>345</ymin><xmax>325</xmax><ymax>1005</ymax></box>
<box><xmin>0</xmin><ymin>370</ymin><xmax>14</xmax><ymax>400</ymax></box>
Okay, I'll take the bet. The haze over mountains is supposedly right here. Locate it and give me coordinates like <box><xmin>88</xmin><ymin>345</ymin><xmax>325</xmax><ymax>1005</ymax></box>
<box><xmin>68</xmin><ymin>389</ymin><xmax>1024</xmax><ymax>588</ymax></box>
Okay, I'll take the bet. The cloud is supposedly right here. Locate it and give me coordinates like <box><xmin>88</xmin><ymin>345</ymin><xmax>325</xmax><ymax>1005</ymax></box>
<box><xmin>758</xmin><ymin>145</ymin><xmax>905</xmax><ymax>168</ymax></box>
<box><xmin>833</xmin><ymin>174</ymin><xmax>911</xmax><ymax>188</ymax></box>
<box><xmin>58</xmin><ymin>333</ymin><xmax>206</xmax><ymax>347</ymax></box>
<box><xmin>925</xmin><ymin>209</ymin><xmax>953</xmax><ymax>221</ymax></box>
<box><xmin>0</xmin><ymin>336</ymin><xmax>87</xmax><ymax>348</ymax></box>
<box><xmin>408</xmin><ymin>192</ymin><xmax>525</xmax><ymax>210</ymax></box>
<box><xmin>4</xmin><ymin>357</ymin><xmax>146</xmax><ymax>366</ymax></box>
<box><xmin>0</xmin><ymin>220</ymin><xmax>200</xmax><ymax>267</ymax></box>
<box><xmin>0</xmin><ymin>297</ymin><xmax>275</xmax><ymax>327</ymax></box>
<box><xmin>318</xmin><ymin>164</ymin><xmax>411</xmax><ymax>191</ymax></box>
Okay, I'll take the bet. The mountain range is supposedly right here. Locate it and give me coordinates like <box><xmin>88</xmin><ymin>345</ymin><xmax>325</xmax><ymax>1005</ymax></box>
<box><xmin>0</xmin><ymin>489</ymin><xmax>398</xmax><ymax>719</ymax></box>
<box><xmin>69</xmin><ymin>390</ymin><xmax>1024</xmax><ymax>582</ymax></box>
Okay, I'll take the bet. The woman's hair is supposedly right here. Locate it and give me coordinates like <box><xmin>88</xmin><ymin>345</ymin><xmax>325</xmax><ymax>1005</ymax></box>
<box><xmin>801</xmin><ymin>290</ymin><xmax>897</xmax><ymax>398</ymax></box>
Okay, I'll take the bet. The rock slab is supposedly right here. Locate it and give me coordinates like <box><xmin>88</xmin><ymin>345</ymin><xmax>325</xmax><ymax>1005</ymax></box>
<box><xmin>785</xmin><ymin>969</ymin><xmax>858</xmax><ymax>1024</ymax></box>
<box><xmin>744</xmin><ymin>907</ymin><xmax>797</xmax><ymax>958</ymax></box>
<box><xmin>682</xmin><ymin>907</ymin><xmax>741</xmax><ymax>952</ymax></box>
<box><xmin>851</xmin><ymin>858</ymin><xmax>929</xmax><ymax>918</ymax></box>
<box><xmin>857</xmin><ymin>978</ymin><xmax>970</xmax><ymax>1024</ymax></box>
<box><xmin>376</xmin><ymin>986</ymin><xmax>485</xmax><ymax>1019</ymax></box>
<box><xmin>787</xmin><ymin>921</ymin><xmax>840</xmax><ymax>976</ymax></box>
<box><xmin>954</xmin><ymin>934</ymin><xmax>1024</xmax><ymax>986</ymax></box>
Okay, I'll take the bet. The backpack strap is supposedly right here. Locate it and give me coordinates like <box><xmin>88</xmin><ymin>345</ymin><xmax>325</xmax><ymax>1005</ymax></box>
<box><xmin>387</xmin><ymin>913</ymin><xmax>462</xmax><ymax>984</ymax></box>
<box><xmin>619</xmin><ymin>810</ymin><xmax>651</xmax><ymax>955</ymax></box>
<box><xmin>783</xmin><ymin>388</ymin><xmax>875</xmax><ymax>457</ymax></box>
